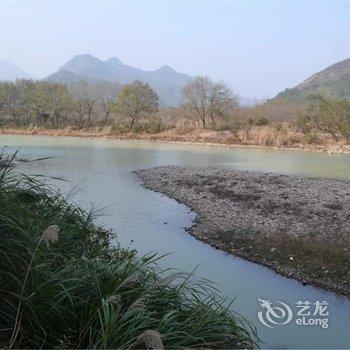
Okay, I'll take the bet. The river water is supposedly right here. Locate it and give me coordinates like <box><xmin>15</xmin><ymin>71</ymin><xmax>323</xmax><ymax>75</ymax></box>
<box><xmin>2</xmin><ymin>135</ymin><xmax>350</xmax><ymax>349</ymax></box>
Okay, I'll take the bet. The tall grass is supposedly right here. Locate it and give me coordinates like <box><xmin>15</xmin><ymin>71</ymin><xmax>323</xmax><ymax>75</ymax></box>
<box><xmin>0</xmin><ymin>168</ymin><xmax>257</xmax><ymax>349</ymax></box>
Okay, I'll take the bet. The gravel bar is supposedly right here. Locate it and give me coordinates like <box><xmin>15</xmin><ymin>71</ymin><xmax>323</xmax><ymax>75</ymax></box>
<box><xmin>136</xmin><ymin>166</ymin><xmax>350</xmax><ymax>296</ymax></box>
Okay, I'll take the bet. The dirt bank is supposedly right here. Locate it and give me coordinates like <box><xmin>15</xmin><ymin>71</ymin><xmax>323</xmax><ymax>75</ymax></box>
<box><xmin>1</xmin><ymin>128</ymin><xmax>350</xmax><ymax>154</ymax></box>
<box><xmin>136</xmin><ymin>166</ymin><xmax>350</xmax><ymax>296</ymax></box>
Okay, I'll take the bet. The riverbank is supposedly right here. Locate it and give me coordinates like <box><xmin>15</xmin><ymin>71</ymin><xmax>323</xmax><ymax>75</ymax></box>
<box><xmin>136</xmin><ymin>166</ymin><xmax>350</xmax><ymax>297</ymax></box>
<box><xmin>1</xmin><ymin>127</ymin><xmax>350</xmax><ymax>154</ymax></box>
<box><xmin>0</xmin><ymin>169</ymin><xmax>256</xmax><ymax>349</ymax></box>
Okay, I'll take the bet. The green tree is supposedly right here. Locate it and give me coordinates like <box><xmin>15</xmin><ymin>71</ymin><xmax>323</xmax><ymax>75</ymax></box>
<box><xmin>114</xmin><ymin>81</ymin><xmax>159</xmax><ymax>129</ymax></box>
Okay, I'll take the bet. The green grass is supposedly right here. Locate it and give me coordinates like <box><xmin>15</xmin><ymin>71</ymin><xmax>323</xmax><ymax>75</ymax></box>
<box><xmin>0</xmin><ymin>167</ymin><xmax>257</xmax><ymax>349</ymax></box>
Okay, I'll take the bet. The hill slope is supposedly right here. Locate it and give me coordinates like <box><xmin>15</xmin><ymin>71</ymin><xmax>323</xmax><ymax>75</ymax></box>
<box><xmin>46</xmin><ymin>54</ymin><xmax>191</xmax><ymax>105</ymax></box>
<box><xmin>0</xmin><ymin>60</ymin><xmax>31</xmax><ymax>81</ymax></box>
<box><xmin>275</xmin><ymin>57</ymin><xmax>350</xmax><ymax>101</ymax></box>
<box><xmin>46</xmin><ymin>70</ymin><xmax>98</xmax><ymax>85</ymax></box>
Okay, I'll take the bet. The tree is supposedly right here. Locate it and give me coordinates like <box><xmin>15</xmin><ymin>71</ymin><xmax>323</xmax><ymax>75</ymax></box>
<box><xmin>209</xmin><ymin>81</ymin><xmax>239</xmax><ymax>127</ymax></box>
<box><xmin>70</xmin><ymin>81</ymin><xmax>98</xmax><ymax>128</ymax></box>
<box><xmin>95</xmin><ymin>81</ymin><xmax>120</xmax><ymax>126</ymax></box>
<box><xmin>0</xmin><ymin>80</ymin><xmax>26</xmax><ymax>126</ymax></box>
<box><xmin>39</xmin><ymin>82</ymin><xmax>72</xmax><ymax>128</ymax></box>
<box><xmin>20</xmin><ymin>81</ymin><xmax>72</xmax><ymax>128</ymax></box>
<box><xmin>114</xmin><ymin>81</ymin><xmax>159</xmax><ymax>129</ymax></box>
<box><xmin>181</xmin><ymin>76</ymin><xmax>238</xmax><ymax>129</ymax></box>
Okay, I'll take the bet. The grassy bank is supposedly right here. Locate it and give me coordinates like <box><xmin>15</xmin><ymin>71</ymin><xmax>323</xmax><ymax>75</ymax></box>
<box><xmin>1</xmin><ymin>126</ymin><xmax>350</xmax><ymax>154</ymax></box>
<box><xmin>0</xmin><ymin>165</ymin><xmax>257</xmax><ymax>349</ymax></box>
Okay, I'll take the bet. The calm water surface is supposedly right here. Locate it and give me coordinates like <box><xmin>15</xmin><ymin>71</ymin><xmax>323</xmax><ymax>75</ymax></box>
<box><xmin>2</xmin><ymin>135</ymin><xmax>350</xmax><ymax>349</ymax></box>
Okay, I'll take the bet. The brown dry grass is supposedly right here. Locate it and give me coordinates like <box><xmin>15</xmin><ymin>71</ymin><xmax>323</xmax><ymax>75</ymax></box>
<box><xmin>1</xmin><ymin>126</ymin><xmax>350</xmax><ymax>153</ymax></box>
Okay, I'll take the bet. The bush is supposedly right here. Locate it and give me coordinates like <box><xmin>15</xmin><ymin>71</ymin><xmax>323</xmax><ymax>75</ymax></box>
<box><xmin>304</xmin><ymin>132</ymin><xmax>321</xmax><ymax>145</ymax></box>
<box><xmin>295</xmin><ymin>114</ymin><xmax>313</xmax><ymax>133</ymax></box>
<box><xmin>247</xmin><ymin>116</ymin><xmax>269</xmax><ymax>127</ymax></box>
<box><xmin>145</xmin><ymin>115</ymin><xmax>165</xmax><ymax>134</ymax></box>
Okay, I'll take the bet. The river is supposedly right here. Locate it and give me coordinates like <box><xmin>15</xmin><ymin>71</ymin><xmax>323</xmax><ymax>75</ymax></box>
<box><xmin>2</xmin><ymin>135</ymin><xmax>350</xmax><ymax>349</ymax></box>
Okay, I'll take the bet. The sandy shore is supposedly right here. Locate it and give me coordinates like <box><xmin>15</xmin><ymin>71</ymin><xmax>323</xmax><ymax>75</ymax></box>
<box><xmin>136</xmin><ymin>166</ymin><xmax>350</xmax><ymax>296</ymax></box>
<box><xmin>1</xmin><ymin>128</ymin><xmax>350</xmax><ymax>154</ymax></box>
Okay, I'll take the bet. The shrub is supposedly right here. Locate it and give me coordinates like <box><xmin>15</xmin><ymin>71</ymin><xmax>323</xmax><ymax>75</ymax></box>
<box><xmin>247</xmin><ymin>116</ymin><xmax>269</xmax><ymax>127</ymax></box>
<box><xmin>145</xmin><ymin>115</ymin><xmax>165</xmax><ymax>134</ymax></box>
<box><xmin>246</xmin><ymin>126</ymin><xmax>275</xmax><ymax>146</ymax></box>
<box><xmin>102</xmin><ymin>125</ymin><xmax>113</xmax><ymax>134</ymax></box>
<box><xmin>304</xmin><ymin>132</ymin><xmax>321</xmax><ymax>145</ymax></box>
<box><xmin>295</xmin><ymin>114</ymin><xmax>313</xmax><ymax>133</ymax></box>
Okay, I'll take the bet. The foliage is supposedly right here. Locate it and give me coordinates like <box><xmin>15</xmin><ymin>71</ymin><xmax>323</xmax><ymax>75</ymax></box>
<box><xmin>295</xmin><ymin>114</ymin><xmax>313</xmax><ymax>133</ymax></box>
<box><xmin>145</xmin><ymin>115</ymin><xmax>165</xmax><ymax>133</ymax></box>
<box><xmin>114</xmin><ymin>81</ymin><xmax>159</xmax><ymax>129</ymax></box>
<box><xmin>0</xmin><ymin>79</ymin><xmax>120</xmax><ymax>129</ymax></box>
<box><xmin>0</xmin><ymin>79</ymin><xmax>73</xmax><ymax>128</ymax></box>
<box><xmin>306</xmin><ymin>95</ymin><xmax>350</xmax><ymax>140</ymax></box>
<box><xmin>247</xmin><ymin>116</ymin><xmax>269</xmax><ymax>127</ymax></box>
<box><xmin>0</xmin><ymin>169</ymin><xmax>256</xmax><ymax>349</ymax></box>
<box><xmin>1</xmin><ymin>78</ymin><xmax>350</xmax><ymax>146</ymax></box>
<box><xmin>304</xmin><ymin>132</ymin><xmax>321</xmax><ymax>145</ymax></box>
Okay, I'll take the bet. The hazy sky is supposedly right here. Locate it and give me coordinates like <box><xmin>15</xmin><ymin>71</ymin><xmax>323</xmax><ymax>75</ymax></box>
<box><xmin>0</xmin><ymin>1</ymin><xmax>349</xmax><ymax>99</ymax></box>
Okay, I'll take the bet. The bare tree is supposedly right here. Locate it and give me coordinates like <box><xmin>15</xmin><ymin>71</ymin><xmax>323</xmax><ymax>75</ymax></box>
<box><xmin>209</xmin><ymin>82</ymin><xmax>238</xmax><ymax>127</ymax></box>
<box><xmin>95</xmin><ymin>81</ymin><xmax>120</xmax><ymax>126</ymax></box>
<box><xmin>181</xmin><ymin>76</ymin><xmax>238</xmax><ymax>129</ymax></box>
<box><xmin>70</xmin><ymin>81</ymin><xmax>98</xmax><ymax>128</ymax></box>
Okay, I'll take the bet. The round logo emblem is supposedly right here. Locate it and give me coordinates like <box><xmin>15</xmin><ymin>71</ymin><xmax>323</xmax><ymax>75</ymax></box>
<box><xmin>258</xmin><ymin>298</ymin><xmax>293</xmax><ymax>328</ymax></box>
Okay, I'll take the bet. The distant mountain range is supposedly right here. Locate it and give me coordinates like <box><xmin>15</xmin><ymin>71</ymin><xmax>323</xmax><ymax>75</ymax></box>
<box><xmin>274</xmin><ymin>57</ymin><xmax>350</xmax><ymax>102</ymax></box>
<box><xmin>46</xmin><ymin>54</ymin><xmax>191</xmax><ymax>105</ymax></box>
<box><xmin>2</xmin><ymin>54</ymin><xmax>350</xmax><ymax>105</ymax></box>
<box><xmin>0</xmin><ymin>60</ymin><xmax>31</xmax><ymax>81</ymax></box>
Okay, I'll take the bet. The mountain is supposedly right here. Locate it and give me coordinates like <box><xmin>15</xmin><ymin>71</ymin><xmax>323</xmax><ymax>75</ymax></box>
<box><xmin>0</xmin><ymin>60</ymin><xmax>31</xmax><ymax>81</ymax></box>
<box><xmin>274</xmin><ymin>57</ymin><xmax>350</xmax><ymax>102</ymax></box>
<box><xmin>46</xmin><ymin>70</ymin><xmax>97</xmax><ymax>85</ymax></box>
<box><xmin>46</xmin><ymin>54</ymin><xmax>191</xmax><ymax>105</ymax></box>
